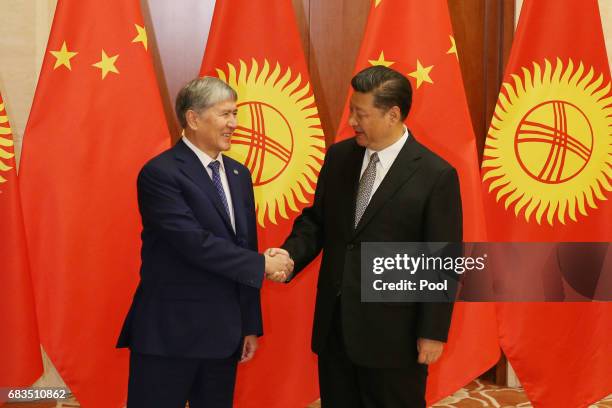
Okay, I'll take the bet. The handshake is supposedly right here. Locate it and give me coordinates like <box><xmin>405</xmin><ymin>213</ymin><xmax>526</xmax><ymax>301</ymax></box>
<box><xmin>263</xmin><ymin>248</ymin><xmax>294</xmax><ymax>283</ymax></box>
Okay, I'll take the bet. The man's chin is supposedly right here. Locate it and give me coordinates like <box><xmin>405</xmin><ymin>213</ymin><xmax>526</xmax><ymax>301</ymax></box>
<box><xmin>355</xmin><ymin>134</ymin><xmax>368</xmax><ymax>147</ymax></box>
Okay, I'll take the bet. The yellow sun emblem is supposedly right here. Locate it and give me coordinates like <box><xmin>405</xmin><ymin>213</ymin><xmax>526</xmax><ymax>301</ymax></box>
<box><xmin>483</xmin><ymin>58</ymin><xmax>612</xmax><ymax>225</ymax></box>
<box><xmin>0</xmin><ymin>100</ymin><xmax>16</xmax><ymax>185</ymax></box>
<box><xmin>215</xmin><ymin>59</ymin><xmax>325</xmax><ymax>226</ymax></box>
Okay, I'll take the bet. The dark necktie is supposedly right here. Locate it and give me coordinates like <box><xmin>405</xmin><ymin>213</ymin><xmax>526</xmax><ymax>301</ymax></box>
<box><xmin>208</xmin><ymin>160</ymin><xmax>231</xmax><ymax>219</ymax></box>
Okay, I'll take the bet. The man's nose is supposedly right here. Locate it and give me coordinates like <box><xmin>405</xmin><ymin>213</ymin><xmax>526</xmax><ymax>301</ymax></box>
<box><xmin>348</xmin><ymin>112</ymin><xmax>357</xmax><ymax>127</ymax></box>
<box><xmin>228</xmin><ymin>116</ymin><xmax>237</xmax><ymax>129</ymax></box>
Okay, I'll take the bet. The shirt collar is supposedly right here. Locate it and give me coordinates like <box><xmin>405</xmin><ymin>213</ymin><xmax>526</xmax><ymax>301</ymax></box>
<box><xmin>365</xmin><ymin>127</ymin><xmax>409</xmax><ymax>171</ymax></box>
<box><xmin>182</xmin><ymin>135</ymin><xmax>226</xmax><ymax>172</ymax></box>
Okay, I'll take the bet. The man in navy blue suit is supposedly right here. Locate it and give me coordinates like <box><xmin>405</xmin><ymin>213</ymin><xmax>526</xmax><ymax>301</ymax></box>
<box><xmin>117</xmin><ymin>77</ymin><xmax>292</xmax><ymax>408</ymax></box>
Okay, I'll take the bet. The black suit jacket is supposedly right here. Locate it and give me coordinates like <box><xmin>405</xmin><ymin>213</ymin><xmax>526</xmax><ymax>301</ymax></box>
<box><xmin>117</xmin><ymin>140</ymin><xmax>264</xmax><ymax>359</ymax></box>
<box><xmin>282</xmin><ymin>133</ymin><xmax>462</xmax><ymax>368</ymax></box>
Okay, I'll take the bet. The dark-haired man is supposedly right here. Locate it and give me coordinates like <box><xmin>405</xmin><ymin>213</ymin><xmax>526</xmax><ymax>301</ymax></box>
<box><xmin>272</xmin><ymin>66</ymin><xmax>462</xmax><ymax>407</ymax></box>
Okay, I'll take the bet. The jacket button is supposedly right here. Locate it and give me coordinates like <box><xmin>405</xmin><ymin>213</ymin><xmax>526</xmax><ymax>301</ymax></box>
<box><xmin>347</xmin><ymin>244</ymin><xmax>355</xmax><ymax>250</ymax></box>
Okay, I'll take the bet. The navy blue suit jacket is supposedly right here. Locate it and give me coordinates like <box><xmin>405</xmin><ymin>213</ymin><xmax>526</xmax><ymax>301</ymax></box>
<box><xmin>117</xmin><ymin>140</ymin><xmax>264</xmax><ymax>359</ymax></box>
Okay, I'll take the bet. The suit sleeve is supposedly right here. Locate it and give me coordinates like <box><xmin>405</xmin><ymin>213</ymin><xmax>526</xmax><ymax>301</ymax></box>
<box><xmin>281</xmin><ymin>144</ymin><xmax>332</xmax><ymax>275</ymax></box>
<box><xmin>417</xmin><ymin>166</ymin><xmax>462</xmax><ymax>342</ymax></box>
<box><xmin>138</xmin><ymin>163</ymin><xmax>265</xmax><ymax>289</ymax></box>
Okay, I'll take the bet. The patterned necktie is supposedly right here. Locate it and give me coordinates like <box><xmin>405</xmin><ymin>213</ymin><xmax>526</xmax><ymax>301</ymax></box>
<box><xmin>208</xmin><ymin>160</ymin><xmax>231</xmax><ymax>219</ymax></box>
<box><xmin>354</xmin><ymin>152</ymin><xmax>379</xmax><ymax>227</ymax></box>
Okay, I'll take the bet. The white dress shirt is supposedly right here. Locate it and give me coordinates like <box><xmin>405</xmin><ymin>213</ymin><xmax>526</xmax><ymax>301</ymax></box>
<box><xmin>358</xmin><ymin>127</ymin><xmax>409</xmax><ymax>206</ymax></box>
<box><xmin>182</xmin><ymin>136</ymin><xmax>236</xmax><ymax>232</ymax></box>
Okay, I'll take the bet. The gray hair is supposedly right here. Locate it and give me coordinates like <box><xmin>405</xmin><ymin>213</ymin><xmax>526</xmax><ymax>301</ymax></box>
<box><xmin>175</xmin><ymin>76</ymin><xmax>238</xmax><ymax>128</ymax></box>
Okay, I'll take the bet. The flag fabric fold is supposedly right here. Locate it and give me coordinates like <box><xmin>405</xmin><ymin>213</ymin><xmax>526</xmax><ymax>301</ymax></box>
<box><xmin>200</xmin><ymin>0</ymin><xmax>325</xmax><ymax>406</ymax></box>
<box><xmin>19</xmin><ymin>1</ymin><xmax>170</xmax><ymax>406</ymax></box>
<box><xmin>0</xmin><ymin>92</ymin><xmax>42</xmax><ymax>400</ymax></box>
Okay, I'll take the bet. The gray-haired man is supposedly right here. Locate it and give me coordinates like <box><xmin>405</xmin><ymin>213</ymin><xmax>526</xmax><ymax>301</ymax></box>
<box><xmin>117</xmin><ymin>77</ymin><xmax>291</xmax><ymax>408</ymax></box>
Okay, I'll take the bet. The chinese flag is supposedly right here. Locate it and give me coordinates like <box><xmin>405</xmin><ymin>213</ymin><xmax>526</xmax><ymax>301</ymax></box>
<box><xmin>482</xmin><ymin>0</ymin><xmax>612</xmax><ymax>406</ymax></box>
<box><xmin>200</xmin><ymin>0</ymin><xmax>324</xmax><ymax>406</ymax></box>
<box><xmin>0</xmin><ymin>93</ymin><xmax>42</xmax><ymax>397</ymax></box>
<box><xmin>18</xmin><ymin>1</ymin><xmax>170</xmax><ymax>407</ymax></box>
<box><xmin>336</xmin><ymin>1</ymin><xmax>500</xmax><ymax>404</ymax></box>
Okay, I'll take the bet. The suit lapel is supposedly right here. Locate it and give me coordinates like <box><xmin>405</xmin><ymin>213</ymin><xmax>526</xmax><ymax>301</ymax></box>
<box><xmin>342</xmin><ymin>142</ymin><xmax>366</xmax><ymax>241</ymax></box>
<box><xmin>173</xmin><ymin>140</ymin><xmax>235</xmax><ymax>234</ymax></box>
<box><xmin>352</xmin><ymin>136</ymin><xmax>422</xmax><ymax>238</ymax></box>
<box><xmin>223</xmin><ymin>156</ymin><xmax>247</xmax><ymax>239</ymax></box>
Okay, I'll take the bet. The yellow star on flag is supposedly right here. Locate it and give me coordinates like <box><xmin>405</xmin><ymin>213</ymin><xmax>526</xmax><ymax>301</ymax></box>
<box><xmin>375</xmin><ymin>0</ymin><xmax>383</xmax><ymax>7</ymax></box>
<box><xmin>408</xmin><ymin>59</ymin><xmax>434</xmax><ymax>88</ymax></box>
<box><xmin>447</xmin><ymin>35</ymin><xmax>458</xmax><ymax>60</ymax></box>
<box><xmin>49</xmin><ymin>41</ymin><xmax>78</xmax><ymax>70</ymax></box>
<box><xmin>368</xmin><ymin>51</ymin><xmax>394</xmax><ymax>67</ymax></box>
<box><xmin>92</xmin><ymin>50</ymin><xmax>119</xmax><ymax>79</ymax></box>
<box><xmin>132</xmin><ymin>24</ymin><xmax>148</xmax><ymax>50</ymax></box>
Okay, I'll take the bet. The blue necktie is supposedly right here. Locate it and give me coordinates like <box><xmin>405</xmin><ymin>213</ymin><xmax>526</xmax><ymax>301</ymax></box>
<box><xmin>208</xmin><ymin>160</ymin><xmax>231</xmax><ymax>219</ymax></box>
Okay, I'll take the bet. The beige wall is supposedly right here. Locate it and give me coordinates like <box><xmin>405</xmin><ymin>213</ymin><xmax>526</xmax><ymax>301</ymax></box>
<box><xmin>602</xmin><ymin>0</ymin><xmax>612</xmax><ymax>66</ymax></box>
<box><xmin>0</xmin><ymin>0</ymin><xmax>55</xmax><ymax>167</ymax></box>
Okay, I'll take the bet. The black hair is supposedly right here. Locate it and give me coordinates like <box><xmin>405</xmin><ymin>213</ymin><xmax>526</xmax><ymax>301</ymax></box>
<box><xmin>351</xmin><ymin>65</ymin><xmax>412</xmax><ymax>120</ymax></box>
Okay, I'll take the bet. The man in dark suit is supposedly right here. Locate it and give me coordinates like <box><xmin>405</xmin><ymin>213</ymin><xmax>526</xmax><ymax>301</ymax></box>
<box><xmin>117</xmin><ymin>77</ymin><xmax>292</xmax><ymax>408</ymax></box>
<box><xmin>269</xmin><ymin>66</ymin><xmax>462</xmax><ymax>407</ymax></box>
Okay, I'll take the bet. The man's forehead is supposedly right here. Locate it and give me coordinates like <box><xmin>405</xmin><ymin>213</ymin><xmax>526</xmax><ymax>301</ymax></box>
<box><xmin>350</xmin><ymin>91</ymin><xmax>373</xmax><ymax>106</ymax></box>
<box><xmin>213</xmin><ymin>99</ymin><xmax>237</xmax><ymax>110</ymax></box>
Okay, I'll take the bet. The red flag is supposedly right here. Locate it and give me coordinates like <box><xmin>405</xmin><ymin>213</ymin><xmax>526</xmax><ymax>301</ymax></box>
<box><xmin>335</xmin><ymin>1</ymin><xmax>500</xmax><ymax>403</ymax></box>
<box><xmin>0</xmin><ymin>93</ymin><xmax>42</xmax><ymax>398</ymax></box>
<box><xmin>200</xmin><ymin>0</ymin><xmax>324</xmax><ymax>406</ymax></box>
<box><xmin>18</xmin><ymin>1</ymin><xmax>170</xmax><ymax>406</ymax></box>
<box><xmin>482</xmin><ymin>1</ymin><xmax>612</xmax><ymax>406</ymax></box>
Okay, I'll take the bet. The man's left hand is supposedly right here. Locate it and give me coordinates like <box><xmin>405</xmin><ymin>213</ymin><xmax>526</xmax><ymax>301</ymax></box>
<box><xmin>240</xmin><ymin>335</ymin><xmax>258</xmax><ymax>363</ymax></box>
<box><xmin>416</xmin><ymin>338</ymin><xmax>444</xmax><ymax>365</ymax></box>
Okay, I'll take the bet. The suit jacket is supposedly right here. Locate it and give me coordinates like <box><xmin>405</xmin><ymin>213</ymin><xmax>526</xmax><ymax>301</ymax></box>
<box><xmin>117</xmin><ymin>140</ymin><xmax>264</xmax><ymax>359</ymax></box>
<box><xmin>282</xmin><ymin>133</ymin><xmax>462</xmax><ymax>368</ymax></box>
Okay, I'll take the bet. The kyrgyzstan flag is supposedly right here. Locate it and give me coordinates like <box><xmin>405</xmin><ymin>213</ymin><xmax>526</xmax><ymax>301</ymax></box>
<box><xmin>335</xmin><ymin>0</ymin><xmax>500</xmax><ymax>403</ymax></box>
<box><xmin>0</xmin><ymin>93</ymin><xmax>42</xmax><ymax>398</ymax></box>
<box><xmin>200</xmin><ymin>0</ymin><xmax>325</xmax><ymax>406</ymax></box>
<box><xmin>18</xmin><ymin>1</ymin><xmax>170</xmax><ymax>407</ymax></box>
<box><xmin>482</xmin><ymin>0</ymin><xmax>612</xmax><ymax>406</ymax></box>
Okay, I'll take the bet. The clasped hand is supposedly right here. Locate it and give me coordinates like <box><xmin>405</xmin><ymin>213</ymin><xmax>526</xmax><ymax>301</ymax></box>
<box><xmin>263</xmin><ymin>248</ymin><xmax>294</xmax><ymax>283</ymax></box>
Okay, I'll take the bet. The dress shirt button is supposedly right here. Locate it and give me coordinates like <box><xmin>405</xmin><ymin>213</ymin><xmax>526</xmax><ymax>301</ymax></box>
<box><xmin>347</xmin><ymin>243</ymin><xmax>355</xmax><ymax>250</ymax></box>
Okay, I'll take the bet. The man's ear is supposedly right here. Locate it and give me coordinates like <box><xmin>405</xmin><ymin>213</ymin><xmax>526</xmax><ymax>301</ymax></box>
<box><xmin>387</xmin><ymin>105</ymin><xmax>402</xmax><ymax>124</ymax></box>
<box><xmin>185</xmin><ymin>110</ymin><xmax>199</xmax><ymax>130</ymax></box>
